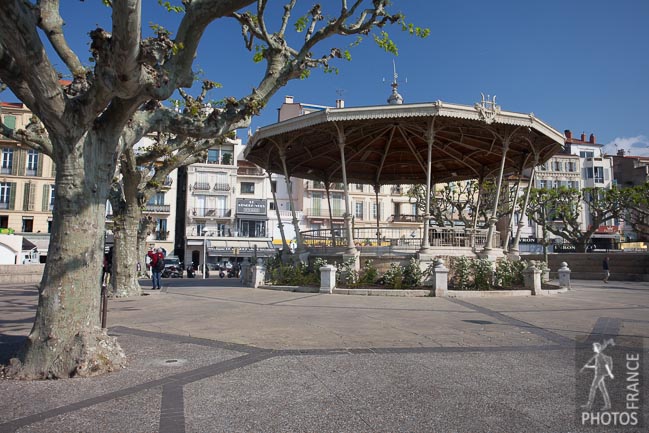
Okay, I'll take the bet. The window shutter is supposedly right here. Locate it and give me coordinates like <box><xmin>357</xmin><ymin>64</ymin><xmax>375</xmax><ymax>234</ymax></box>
<box><xmin>8</xmin><ymin>182</ymin><xmax>16</xmax><ymax>210</ymax></box>
<box><xmin>42</xmin><ymin>184</ymin><xmax>49</xmax><ymax>211</ymax></box>
<box><xmin>2</xmin><ymin>115</ymin><xmax>16</xmax><ymax>129</ymax></box>
<box><xmin>604</xmin><ymin>168</ymin><xmax>610</xmax><ymax>181</ymax></box>
<box><xmin>51</xmin><ymin>162</ymin><xmax>56</xmax><ymax>178</ymax></box>
<box><xmin>14</xmin><ymin>149</ymin><xmax>25</xmax><ymax>176</ymax></box>
<box><xmin>23</xmin><ymin>183</ymin><xmax>31</xmax><ymax>211</ymax></box>
<box><xmin>28</xmin><ymin>183</ymin><xmax>35</xmax><ymax>210</ymax></box>
<box><xmin>36</xmin><ymin>153</ymin><xmax>43</xmax><ymax>177</ymax></box>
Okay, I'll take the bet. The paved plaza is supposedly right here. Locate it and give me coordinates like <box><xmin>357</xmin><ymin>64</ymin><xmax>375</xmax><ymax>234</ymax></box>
<box><xmin>1</xmin><ymin>278</ymin><xmax>648</xmax><ymax>432</ymax></box>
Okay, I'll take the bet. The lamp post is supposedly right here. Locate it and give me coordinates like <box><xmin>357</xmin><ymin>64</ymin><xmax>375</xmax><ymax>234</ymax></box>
<box><xmin>203</xmin><ymin>230</ymin><xmax>207</xmax><ymax>280</ymax></box>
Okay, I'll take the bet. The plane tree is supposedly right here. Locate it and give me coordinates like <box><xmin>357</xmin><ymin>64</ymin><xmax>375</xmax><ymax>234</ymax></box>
<box><xmin>0</xmin><ymin>0</ymin><xmax>426</xmax><ymax>379</ymax></box>
<box><xmin>525</xmin><ymin>186</ymin><xmax>635</xmax><ymax>253</ymax></box>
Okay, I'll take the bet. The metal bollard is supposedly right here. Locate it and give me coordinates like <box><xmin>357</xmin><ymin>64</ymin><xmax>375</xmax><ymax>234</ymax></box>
<box><xmin>100</xmin><ymin>283</ymin><xmax>108</xmax><ymax>329</ymax></box>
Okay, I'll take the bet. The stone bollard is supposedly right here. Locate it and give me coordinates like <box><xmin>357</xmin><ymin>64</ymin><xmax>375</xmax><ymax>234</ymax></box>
<box><xmin>251</xmin><ymin>258</ymin><xmax>266</xmax><ymax>289</ymax></box>
<box><xmin>319</xmin><ymin>265</ymin><xmax>337</xmax><ymax>294</ymax></box>
<box><xmin>523</xmin><ymin>261</ymin><xmax>542</xmax><ymax>295</ymax></box>
<box><xmin>558</xmin><ymin>261</ymin><xmax>571</xmax><ymax>290</ymax></box>
<box><xmin>433</xmin><ymin>259</ymin><xmax>449</xmax><ymax>297</ymax></box>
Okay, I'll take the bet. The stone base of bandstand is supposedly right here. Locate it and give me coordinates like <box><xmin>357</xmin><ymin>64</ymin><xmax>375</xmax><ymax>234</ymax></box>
<box><xmin>476</xmin><ymin>248</ymin><xmax>505</xmax><ymax>262</ymax></box>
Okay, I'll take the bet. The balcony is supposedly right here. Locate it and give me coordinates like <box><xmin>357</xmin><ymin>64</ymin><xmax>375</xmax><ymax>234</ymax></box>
<box><xmin>190</xmin><ymin>208</ymin><xmax>232</xmax><ymax>219</ymax></box>
<box><xmin>155</xmin><ymin>231</ymin><xmax>169</xmax><ymax>241</ymax></box>
<box><xmin>308</xmin><ymin>181</ymin><xmax>345</xmax><ymax>190</ymax></box>
<box><xmin>193</xmin><ymin>182</ymin><xmax>211</xmax><ymax>191</ymax></box>
<box><xmin>160</xmin><ymin>176</ymin><xmax>173</xmax><ymax>189</ymax></box>
<box><xmin>388</xmin><ymin>214</ymin><xmax>423</xmax><ymax>223</ymax></box>
<box><xmin>144</xmin><ymin>204</ymin><xmax>171</xmax><ymax>213</ymax></box>
<box><xmin>213</xmin><ymin>183</ymin><xmax>231</xmax><ymax>192</ymax></box>
<box><xmin>305</xmin><ymin>208</ymin><xmax>345</xmax><ymax>218</ymax></box>
<box><xmin>238</xmin><ymin>167</ymin><xmax>265</xmax><ymax>176</ymax></box>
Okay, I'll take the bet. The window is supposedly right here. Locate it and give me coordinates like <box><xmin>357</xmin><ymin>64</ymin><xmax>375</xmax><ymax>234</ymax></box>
<box><xmin>269</xmin><ymin>201</ymin><xmax>276</xmax><ymax>211</ymax></box>
<box><xmin>207</xmin><ymin>149</ymin><xmax>220</xmax><ymax>164</ymax></box>
<box><xmin>148</xmin><ymin>192</ymin><xmax>165</xmax><ymax>205</ymax></box>
<box><xmin>537</xmin><ymin>180</ymin><xmax>547</xmax><ymax>189</ymax></box>
<box><xmin>241</xmin><ymin>182</ymin><xmax>254</xmax><ymax>194</ymax></box>
<box><xmin>155</xmin><ymin>218</ymin><xmax>167</xmax><ymax>240</ymax></box>
<box><xmin>239</xmin><ymin>220</ymin><xmax>266</xmax><ymax>237</ymax></box>
<box><xmin>0</xmin><ymin>215</ymin><xmax>8</xmax><ymax>228</ymax></box>
<box><xmin>271</xmin><ymin>181</ymin><xmax>277</xmax><ymax>193</ymax></box>
<box><xmin>580</xmin><ymin>151</ymin><xmax>594</xmax><ymax>158</ymax></box>
<box><xmin>553</xmin><ymin>161</ymin><xmax>562</xmax><ymax>171</ymax></box>
<box><xmin>355</xmin><ymin>184</ymin><xmax>363</xmax><ymax>192</ymax></box>
<box><xmin>372</xmin><ymin>203</ymin><xmax>382</xmax><ymax>219</ymax></box>
<box><xmin>539</xmin><ymin>163</ymin><xmax>548</xmax><ymax>171</ymax></box>
<box><xmin>50</xmin><ymin>185</ymin><xmax>55</xmax><ymax>210</ymax></box>
<box><xmin>355</xmin><ymin>202</ymin><xmax>363</xmax><ymax>219</ymax></box>
<box><xmin>1</xmin><ymin>148</ymin><xmax>13</xmax><ymax>174</ymax></box>
<box><xmin>22</xmin><ymin>217</ymin><xmax>33</xmax><ymax>233</ymax></box>
<box><xmin>585</xmin><ymin>167</ymin><xmax>594</xmax><ymax>179</ymax></box>
<box><xmin>566</xmin><ymin>161</ymin><xmax>576</xmax><ymax>172</ymax></box>
<box><xmin>594</xmin><ymin>167</ymin><xmax>604</xmax><ymax>183</ymax></box>
<box><xmin>0</xmin><ymin>183</ymin><xmax>12</xmax><ymax>209</ymax></box>
<box><xmin>26</xmin><ymin>150</ymin><xmax>39</xmax><ymax>175</ymax></box>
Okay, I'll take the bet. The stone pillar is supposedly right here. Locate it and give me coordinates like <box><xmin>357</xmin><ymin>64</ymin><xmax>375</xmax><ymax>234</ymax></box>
<box><xmin>523</xmin><ymin>261</ymin><xmax>542</xmax><ymax>295</ymax></box>
<box><xmin>240</xmin><ymin>258</ymin><xmax>251</xmax><ymax>286</ymax></box>
<box><xmin>319</xmin><ymin>265</ymin><xmax>337</xmax><ymax>294</ymax></box>
<box><xmin>251</xmin><ymin>258</ymin><xmax>266</xmax><ymax>289</ymax></box>
<box><xmin>558</xmin><ymin>261</ymin><xmax>571</xmax><ymax>290</ymax></box>
<box><xmin>432</xmin><ymin>259</ymin><xmax>449</xmax><ymax>297</ymax></box>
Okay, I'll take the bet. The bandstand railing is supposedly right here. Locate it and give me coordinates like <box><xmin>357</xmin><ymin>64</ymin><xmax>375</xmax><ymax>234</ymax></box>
<box><xmin>301</xmin><ymin>226</ymin><xmax>500</xmax><ymax>254</ymax></box>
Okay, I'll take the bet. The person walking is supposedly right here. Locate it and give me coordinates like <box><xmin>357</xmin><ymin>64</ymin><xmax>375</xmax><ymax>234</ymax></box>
<box><xmin>602</xmin><ymin>256</ymin><xmax>610</xmax><ymax>283</ymax></box>
<box><xmin>147</xmin><ymin>247</ymin><xmax>165</xmax><ymax>290</ymax></box>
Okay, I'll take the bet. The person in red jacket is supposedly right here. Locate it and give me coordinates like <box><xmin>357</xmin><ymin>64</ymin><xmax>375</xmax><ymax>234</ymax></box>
<box><xmin>147</xmin><ymin>247</ymin><xmax>165</xmax><ymax>290</ymax></box>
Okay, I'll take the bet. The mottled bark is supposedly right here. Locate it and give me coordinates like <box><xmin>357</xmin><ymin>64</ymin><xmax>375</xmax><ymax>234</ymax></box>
<box><xmin>6</xmin><ymin>133</ymin><xmax>126</xmax><ymax>379</ymax></box>
<box><xmin>111</xmin><ymin>204</ymin><xmax>143</xmax><ymax>297</ymax></box>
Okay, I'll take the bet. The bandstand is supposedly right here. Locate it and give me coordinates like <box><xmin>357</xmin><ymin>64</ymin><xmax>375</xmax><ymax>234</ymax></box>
<box><xmin>245</xmin><ymin>91</ymin><xmax>564</xmax><ymax>266</ymax></box>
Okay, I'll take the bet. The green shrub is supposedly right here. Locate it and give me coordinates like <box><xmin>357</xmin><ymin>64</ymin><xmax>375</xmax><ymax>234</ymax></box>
<box><xmin>494</xmin><ymin>259</ymin><xmax>526</xmax><ymax>288</ymax></box>
<box><xmin>383</xmin><ymin>263</ymin><xmax>405</xmax><ymax>289</ymax></box>
<box><xmin>402</xmin><ymin>257</ymin><xmax>424</xmax><ymax>288</ymax></box>
<box><xmin>358</xmin><ymin>259</ymin><xmax>378</xmax><ymax>285</ymax></box>
<box><xmin>473</xmin><ymin>258</ymin><xmax>494</xmax><ymax>290</ymax></box>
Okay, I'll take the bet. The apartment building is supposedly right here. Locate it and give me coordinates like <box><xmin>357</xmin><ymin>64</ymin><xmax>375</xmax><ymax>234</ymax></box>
<box><xmin>0</xmin><ymin>102</ymin><xmax>56</xmax><ymax>261</ymax></box>
<box><xmin>180</xmin><ymin>138</ymin><xmax>275</xmax><ymax>270</ymax></box>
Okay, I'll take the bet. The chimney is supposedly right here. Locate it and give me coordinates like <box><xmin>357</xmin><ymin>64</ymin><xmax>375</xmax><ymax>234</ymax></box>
<box><xmin>336</xmin><ymin>99</ymin><xmax>345</xmax><ymax>108</ymax></box>
<box><xmin>564</xmin><ymin>129</ymin><xmax>572</xmax><ymax>140</ymax></box>
<box><xmin>617</xmin><ymin>148</ymin><xmax>625</xmax><ymax>157</ymax></box>
<box><xmin>580</xmin><ymin>132</ymin><xmax>586</xmax><ymax>141</ymax></box>
<box><xmin>284</xmin><ymin>95</ymin><xmax>294</xmax><ymax>104</ymax></box>
<box><xmin>589</xmin><ymin>133</ymin><xmax>596</xmax><ymax>144</ymax></box>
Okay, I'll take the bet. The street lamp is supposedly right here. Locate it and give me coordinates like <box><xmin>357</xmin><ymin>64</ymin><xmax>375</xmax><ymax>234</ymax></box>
<box><xmin>203</xmin><ymin>230</ymin><xmax>208</xmax><ymax>280</ymax></box>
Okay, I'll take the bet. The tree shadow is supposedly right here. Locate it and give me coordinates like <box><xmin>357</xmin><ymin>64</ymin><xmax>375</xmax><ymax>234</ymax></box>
<box><xmin>0</xmin><ymin>334</ymin><xmax>26</xmax><ymax>365</ymax></box>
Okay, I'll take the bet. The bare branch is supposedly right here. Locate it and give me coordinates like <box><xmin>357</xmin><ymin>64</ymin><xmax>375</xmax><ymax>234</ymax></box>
<box><xmin>0</xmin><ymin>1</ymin><xmax>66</xmax><ymax>131</ymax></box>
<box><xmin>0</xmin><ymin>114</ymin><xmax>54</xmax><ymax>156</ymax></box>
<box><xmin>36</xmin><ymin>0</ymin><xmax>86</xmax><ymax>77</ymax></box>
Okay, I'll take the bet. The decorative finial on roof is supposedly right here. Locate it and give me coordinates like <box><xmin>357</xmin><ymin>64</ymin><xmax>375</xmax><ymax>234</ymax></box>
<box><xmin>387</xmin><ymin>59</ymin><xmax>403</xmax><ymax>105</ymax></box>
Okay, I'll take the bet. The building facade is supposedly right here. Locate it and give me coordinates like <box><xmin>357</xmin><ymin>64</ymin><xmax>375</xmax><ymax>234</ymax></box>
<box><xmin>0</xmin><ymin>102</ymin><xmax>56</xmax><ymax>261</ymax></box>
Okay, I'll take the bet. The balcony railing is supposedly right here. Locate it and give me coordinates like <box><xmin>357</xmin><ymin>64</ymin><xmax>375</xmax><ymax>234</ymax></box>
<box><xmin>388</xmin><ymin>214</ymin><xmax>423</xmax><ymax>223</ymax></box>
<box><xmin>238</xmin><ymin>167</ymin><xmax>265</xmax><ymax>176</ymax></box>
<box><xmin>190</xmin><ymin>208</ymin><xmax>231</xmax><ymax>218</ymax></box>
<box><xmin>144</xmin><ymin>204</ymin><xmax>170</xmax><ymax>213</ymax></box>
<box><xmin>305</xmin><ymin>207</ymin><xmax>345</xmax><ymax>218</ymax></box>
<box><xmin>155</xmin><ymin>231</ymin><xmax>169</xmax><ymax>241</ymax></box>
<box><xmin>213</xmin><ymin>183</ymin><xmax>231</xmax><ymax>192</ymax></box>
<box><xmin>193</xmin><ymin>182</ymin><xmax>210</xmax><ymax>191</ymax></box>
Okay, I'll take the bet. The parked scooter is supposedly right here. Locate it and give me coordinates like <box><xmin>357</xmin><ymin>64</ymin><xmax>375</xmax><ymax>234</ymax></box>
<box><xmin>186</xmin><ymin>263</ymin><xmax>196</xmax><ymax>278</ymax></box>
<box><xmin>162</xmin><ymin>265</ymin><xmax>183</xmax><ymax>278</ymax></box>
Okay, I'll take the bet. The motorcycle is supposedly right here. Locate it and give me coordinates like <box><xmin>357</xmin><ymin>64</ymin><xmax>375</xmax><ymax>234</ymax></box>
<box><xmin>186</xmin><ymin>264</ymin><xmax>196</xmax><ymax>278</ymax></box>
<box><xmin>162</xmin><ymin>265</ymin><xmax>183</xmax><ymax>278</ymax></box>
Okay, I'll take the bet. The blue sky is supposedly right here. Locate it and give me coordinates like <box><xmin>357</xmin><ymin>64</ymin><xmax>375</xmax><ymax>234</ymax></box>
<box><xmin>11</xmin><ymin>1</ymin><xmax>649</xmax><ymax>156</ymax></box>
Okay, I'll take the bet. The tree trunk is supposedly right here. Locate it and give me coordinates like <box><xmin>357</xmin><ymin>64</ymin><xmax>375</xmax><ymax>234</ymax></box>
<box><xmin>6</xmin><ymin>134</ymin><xmax>126</xmax><ymax>379</ymax></box>
<box><xmin>111</xmin><ymin>203</ymin><xmax>143</xmax><ymax>297</ymax></box>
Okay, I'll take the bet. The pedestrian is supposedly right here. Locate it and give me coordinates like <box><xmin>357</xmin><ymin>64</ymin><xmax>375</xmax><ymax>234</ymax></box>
<box><xmin>147</xmin><ymin>247</ymin><xmax>165</xmax><ymax>290</ymax></box>
<box><xmin>602</xmin><ymin>256</ymin><xmax>610</xmax><ymax>283</ymax></box>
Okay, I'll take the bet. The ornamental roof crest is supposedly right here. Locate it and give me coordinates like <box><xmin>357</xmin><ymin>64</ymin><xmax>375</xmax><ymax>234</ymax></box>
<box><xmin>474</xmin><ymin>93</ymin><xmax>501</xmax><ymax>124</ymax></box>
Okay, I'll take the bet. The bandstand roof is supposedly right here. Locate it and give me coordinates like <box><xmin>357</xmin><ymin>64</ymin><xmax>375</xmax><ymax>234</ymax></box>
<box><xmin>245</xmin><ymin>100</ymin><xmax>564</xmax><ymax>185</ymax></box>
